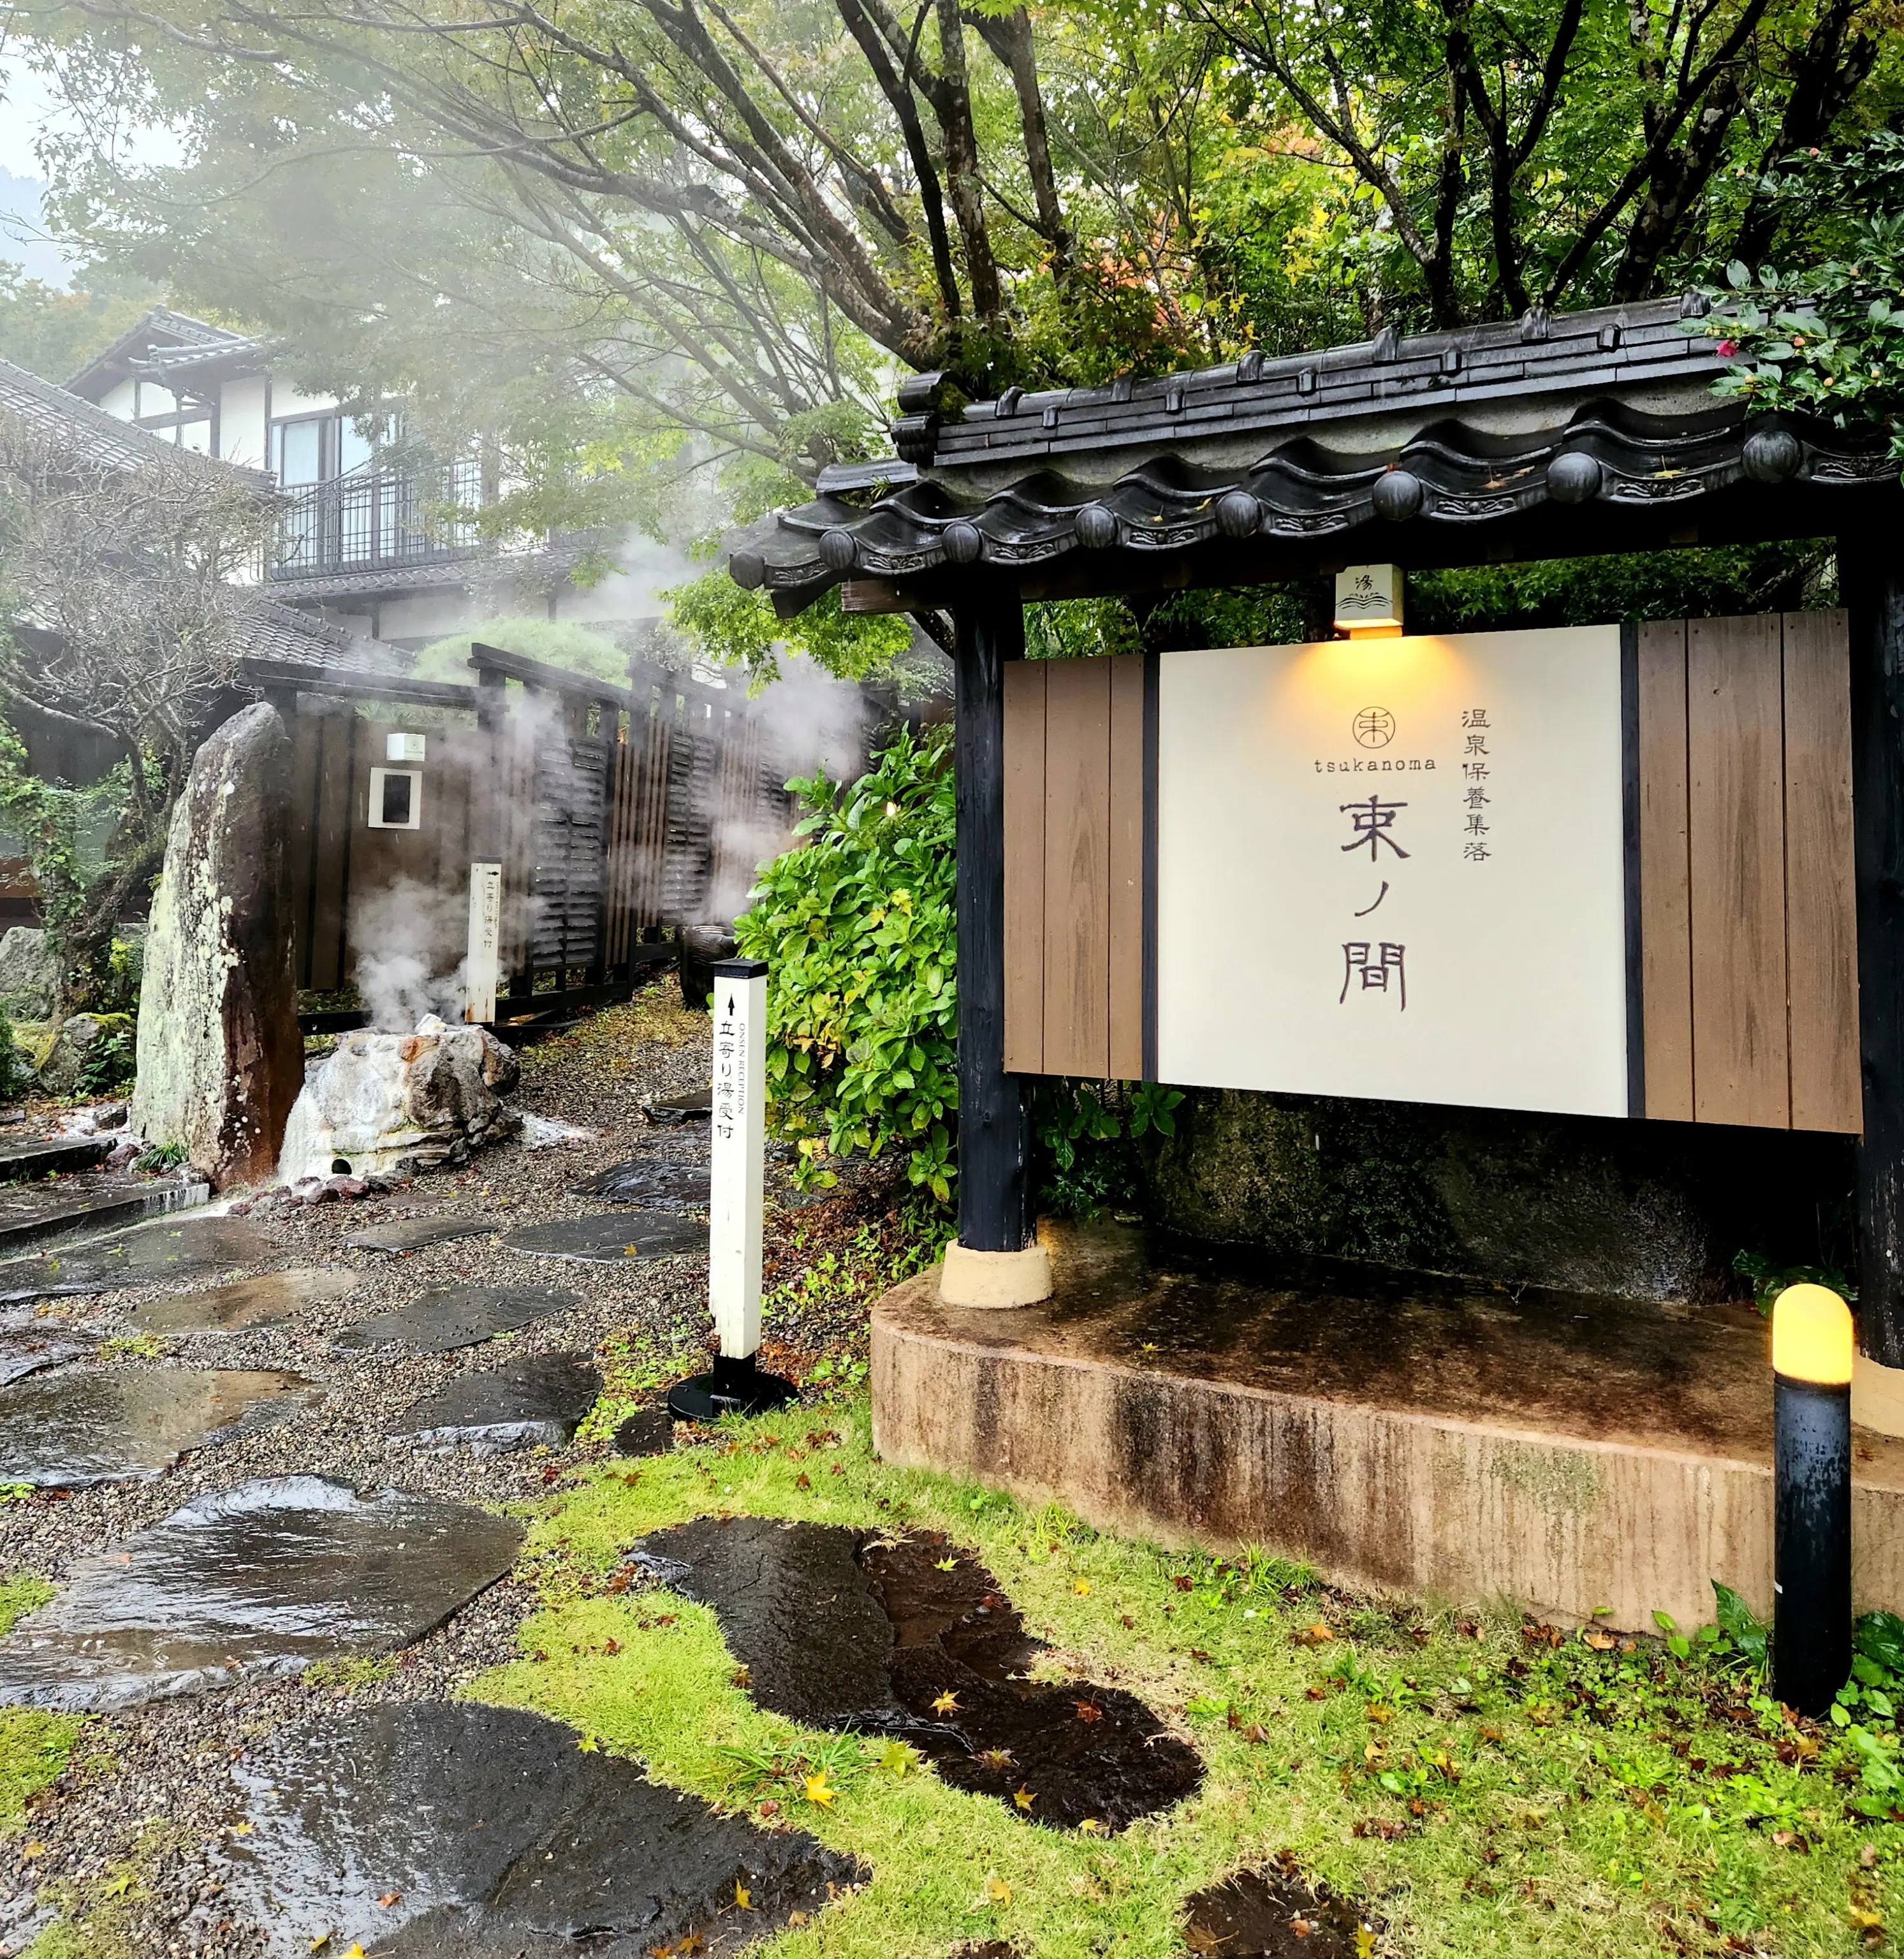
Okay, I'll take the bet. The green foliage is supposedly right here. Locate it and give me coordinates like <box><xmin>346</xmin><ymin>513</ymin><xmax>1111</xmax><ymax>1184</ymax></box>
<box><xmin>410</xmin><ymin>617</ymin><xmax>633</xmax><ymax>690</ymax></box>
<box><xmin>73</xmin><ymin>1015</ymin><xmax>135</xmax><ymax>1097</ymax></box>
<box><xmin>1701</xmin><ymin>131</ymin><xmax>1904</xmax><ymax>463</ymax></box>
<box><xmin>0</xmin><ymin>267</ymin><xmax>149</xmax><ymax>385</ymax></box>
<box><xmin>129</xmin><ymin>1140</ymin><xmax>184</xmax><ymax>1173</ymax></box>
<box><xmin>665</xmin><ymin>572</ymin><xmax>913</xmax><ymax>689</ymax></box>
<box><xmin>1032</xmin><ymin>1078</ymin><xmax>1184</xmax><ymax>1219</ymax></box>
<box><xmin>1731</xmin><ymin>1246</ymin><xmax>1857</xmax><ymax>1315</ymax></box>
<box><xmin>0</xmin><ymin>1002</ymin><xmax>28</xmax><ymax>1104</ymax></box>
<box><xmin>733</xmin><ymin>726</ymin><xmax>956</xmax><ymax>1198</ymax></box>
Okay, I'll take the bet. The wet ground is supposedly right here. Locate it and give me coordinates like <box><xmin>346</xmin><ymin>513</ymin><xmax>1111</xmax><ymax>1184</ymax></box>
<box><xmin>631</xmin><ymin>1515</ymin><xmax>1204</xmax><ymax>1832</ymax></box>
<box><xmin>1182</xmin><ymin>1860</ymin><xmax>1384</xmax><ymax>1958</ymax></box>
<box><xmin>0</xmin><ymin>992</ymin><xmax>743</xmax><ymax>1955</ymax></box>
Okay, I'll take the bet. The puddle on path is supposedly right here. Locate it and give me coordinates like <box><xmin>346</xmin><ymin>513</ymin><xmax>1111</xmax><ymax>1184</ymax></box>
<box><xmin>0</xmin><ymin>1322</ymin><xmax>98</xmax><ymax>1383</ymax></box>
<box><xmin>344</xmin><ymin>1213</ymin><xmax>493</xmax><ymax>1254</ymax></box>
<box><xmin>127</xmin><ymin>1267</ymin><xmax>360</xmax><ymax>1334</ymax></box>
<box><xmin>333</xmin><ymin>1284</ymin><xmax>581</xmax><ymax>1354</ymax></box>
<box><xmin>223</xmin><ymin>1703</ymin><xmax>859</xmax><ymax>1956</ymax></box>
<box><xmin>630</xmin><ymin>1516</ymin><xmax>1202</xmax><ymax>1831</ymax></box>
<box><xmin>504</xmin><ymin>1214</ymin><xmax>704</xmax><ymax>1265</ymax></box>
<box><xmin>645</xmin><ymin>1087</ymin><xmax>712</xmax><ymax>1124</ymax></box>
<box><xmin>388</xmin><ymin>1354</ymin><xmax>603</xmax><ymax>1453</ymax></box>
<box><xmin>0</xmin><ymin>1368</ymin><xmax>319</xmax><ymax>1487</ymax></box>
<box><xmin>0</xmin><ymin>1475</ymin><xmax>524</xmax><ymax>1709</ymax></box>
<box><xmin>573</xmin><ymin>1159</ymin><xmax>712</xmax><ymax>1208</ymax></box>
<box><xmin>1182</xmin><ymin>1863</ymin><xmax>1384</xmax><ymax>1959</ymax></box>
<box><xmin>0</xmin><ymin>1217</ymin><xmax>279</xmax><ymax>1305</ymax></box>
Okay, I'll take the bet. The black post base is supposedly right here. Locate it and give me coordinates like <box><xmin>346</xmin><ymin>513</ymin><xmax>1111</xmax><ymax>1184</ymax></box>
<box><xmin>666</xmin><ymin>1350</ymin><xmax>798</xmax><ymax>1422</ymax></box>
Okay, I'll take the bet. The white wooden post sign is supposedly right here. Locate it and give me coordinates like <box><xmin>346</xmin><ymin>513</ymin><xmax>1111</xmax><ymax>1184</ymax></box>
<box><xmin>666</xmin><ymin>957</ymin><xmax>796</xmax><ymax>1420</ymax></box>
<box><xmin>465</xmin><ymin>860</ymin><xmax>502</xmax><ymax>1025</ymax></box>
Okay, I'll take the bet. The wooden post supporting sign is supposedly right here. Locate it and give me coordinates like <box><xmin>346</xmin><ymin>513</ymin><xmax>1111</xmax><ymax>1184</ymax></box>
<box><xmin>666</xmin><ymin>958</ymin><xmax>795</xmax><ymax>1419</ymax></box>
<box><xmin>1844</xmin><ymin>532</ymin><xmax>1904</xmax><ymax>1370</ymax></box>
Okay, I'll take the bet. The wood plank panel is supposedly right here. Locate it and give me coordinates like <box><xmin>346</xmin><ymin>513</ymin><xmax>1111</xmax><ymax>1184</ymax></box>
<box><xmin>1002</xmin><ymin>662</ymin><xmax>1047</xmax><ymax>1074</ymax></box>
<box><xmin>286</xmin><ymin>712</ymin><xmax>320</xmax><ymax>990</ymax></box>
<box><xmin>1782</xmin><ymin>608</ymin><xmax>1861</xmax><ymax>1133</ymax></box>
<box><xmin>1688</xmin><ymin>613</ymin><xmax>1789</xmax><ymax>1127</ymax></box>
<box><xmin>1107</xmin><ymin>654</ymin><xmax>1146</xmax><ymax>1082</ymax></box>
<box><xmin>307</xmin><ymin>707</ymin><xmax>354</xmax><ymax>991</ymax></box>
<box><xmin>1637</xmin><ymin>620</ymin><xmax>1694</xmax><ymax>1120</ymax></box>
<box><xmin>1041</xmin><ymin>657</ymin><xmax>1112</xmax><ymax>1077</ymax></box>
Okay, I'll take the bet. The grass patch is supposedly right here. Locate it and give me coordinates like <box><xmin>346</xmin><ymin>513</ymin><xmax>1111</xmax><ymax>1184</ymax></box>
<box><xmin>472</xmin><ymin>1397</ymin><xmax>1904</xmax><ymax>1959</ymax></box>
<box><xmin>0</xmin><ymin>1712</ymin><xmax>80</xmax><ymax>1835</ymax></box>
<box><xmin>0</xmin><ymin>1576</ymin><xmax>54</xmax><ymax>1636</ymax></box>
<box><xmin>303</xmin><ymin>1655</ymin><xmax>397</xmax><ymax>1693</ymax></box>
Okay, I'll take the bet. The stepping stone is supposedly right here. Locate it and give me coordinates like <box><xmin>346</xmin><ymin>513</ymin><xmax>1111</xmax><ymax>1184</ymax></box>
<box><xmin>0</xmin><ymin>1475</ymin><xmax>523</xmax><ymax>1709</ymax></box>
<box><xmin>344</xmin><ymin>1212</ymin><xmax>492</xmax><ymax>1254</ymax></box>
<box><xmin>612</xmin><ymin>1404</ymin><xmax>677</xmax><ymax>1457</ymax></box>
<box><xmin>1183</xmin><ymin>1867</ymin><xmax>1382</xmax><ymax>1959</ymax></box>
<box><xmin>572</xmin><ymin>1158</ymin><xmax>711</xmax><ymax>1208</ymax></box>
<box><xmin>0</xmin><ymin>1137</ymin><xmax>112</xmax><ymax>1182</ymax></box>
<box><xmin>631</xmin><ymin>1517</ymin><xmax>1203</xmax><ymax>1831</ymax></box>
<box><xmin>220</xmin><ymin>1703</ymin><xmax>858</xmax><ymax>1955</ymax></box>
<box><xmin>0</xmin><ymin>1322</ymin><xmax>98</xmax><ymax>1383</ymax></box>
<box><xmin>126</xmin><ymin>1267</ymin><xmax>360</xmax><ymax>1334</ymax></box>
<box><xmin>0</xmin><ymin>1217</ymin><xmax>279</xmax><ymax>1306</ymax></box>
<box><xmin>333</xmin><ymin>1283</ymin><xmax>580</xmax><ymax>1354</ymax></box>
<box><xmin>388</xmin><ymin>1354</ymin><xmax>603</xmax><ymax>1453</ymax></box>
<box><xmin>0</xmin><ymin>1369</ymin><xmax>320</xmax><ymax>1488</ymax></box>
<box><xmin>645</xmin><ymin>1086</ymin><xmax>711</xmax><ymax>1124</ymax></box>
<box><xmin>0</xmin><ymin>1176</ymin><xmax>211</xmax><ymax>1258</ymax></box>
<box><xmin>504</xmin><ymin>1212</ymin><xmax>703</xmax><ymax>1265</ymax></box>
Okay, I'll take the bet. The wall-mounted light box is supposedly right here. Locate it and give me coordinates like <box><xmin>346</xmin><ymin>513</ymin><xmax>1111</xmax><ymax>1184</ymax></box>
<box><xmin>1333</xmin><ymin>564</ymin><xmax>1405</xmax><ymax>637</ymax></box>
<box><xmin>367</xmin><ymin>767</ymin><xmax>423</xmax><ymax>830</ymax></box>
<box><xmin>386</xmin><ymin>731</ymin><xmax>427</xmax><ymax>762</ymax></box>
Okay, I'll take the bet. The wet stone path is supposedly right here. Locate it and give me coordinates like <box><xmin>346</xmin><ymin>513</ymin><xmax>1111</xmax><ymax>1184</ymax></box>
<box><xmin>0</xmin><ymin>1011</ymin><xmax>755</xmax><ymax>1956</ymax></box>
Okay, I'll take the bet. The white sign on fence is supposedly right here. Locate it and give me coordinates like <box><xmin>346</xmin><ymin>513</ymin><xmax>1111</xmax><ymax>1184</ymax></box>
<box><xmin>1156</xmin><ymin>626</ymin><xmax>1629</xmax><ymax>1117</ymax></box>
<box><xmin>709</xmin><ymin>960</ymin><xmax>768</xmax><ymax>1360</ymax></box>
<box><xmin>465</xmin><ymin>860</ymin><xmax>503</xmax><ymax>1025</ymax></box>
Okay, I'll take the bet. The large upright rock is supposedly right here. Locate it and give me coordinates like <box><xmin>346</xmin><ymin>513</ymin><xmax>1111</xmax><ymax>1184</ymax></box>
<box><xmin>131</xmin><ymin>705</ymin><xmax>302</xmax><ymax>1188</ymax></box>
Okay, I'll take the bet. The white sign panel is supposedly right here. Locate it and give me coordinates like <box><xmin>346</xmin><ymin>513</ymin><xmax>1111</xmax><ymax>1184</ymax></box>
<box><xmin>465</xmin><ymin>860</ymin><xmax>502</xmax><ymax>1024</ymax></box>
<box><xmin>1156</xmin><ymin>626</ymin><xmax>1628</xmax><ymax>1117</ymax></box>
<box><xmin>710</xmin><ymin>962</ymin><xmax>768</xmax><ymax>1360</ymax></box>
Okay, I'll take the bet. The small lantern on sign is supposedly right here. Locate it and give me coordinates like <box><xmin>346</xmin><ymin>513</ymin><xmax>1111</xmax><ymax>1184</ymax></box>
<box><xmin>667</xmin><ymin>959</ymin><xmax>796</xmax><ymax>1420</ymax></box>
<box><xmin>1333</xmin><ymin>564</ymin><xmax>1404</xmax><ymax>637</ymax></box>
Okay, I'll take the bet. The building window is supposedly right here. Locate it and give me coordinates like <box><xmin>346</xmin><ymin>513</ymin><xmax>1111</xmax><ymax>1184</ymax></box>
<box><xmin>270</xmin><ymin>413</ymin><xmax>383</xmax><ymax>486</ymax></box>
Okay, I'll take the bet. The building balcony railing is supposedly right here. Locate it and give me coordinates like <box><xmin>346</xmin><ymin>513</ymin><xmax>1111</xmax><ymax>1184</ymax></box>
<box><xmin>269</xmin><ymin>458</ymin><xmax>487</xmax><ymax>582</ymax></box>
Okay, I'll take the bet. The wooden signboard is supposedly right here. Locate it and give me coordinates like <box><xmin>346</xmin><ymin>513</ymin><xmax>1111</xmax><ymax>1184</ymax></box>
<box><xmin>1003</xmin><ymin>613</ymin><xmax>1858</xmax><ymax>1136</ymax></box>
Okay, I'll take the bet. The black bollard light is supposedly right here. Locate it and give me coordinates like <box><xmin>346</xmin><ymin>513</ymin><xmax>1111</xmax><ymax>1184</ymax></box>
<box><xmin>1771</xmin><ymin>1281</ymin><xmax>1854</xmax><ymax>1716</ymax></box>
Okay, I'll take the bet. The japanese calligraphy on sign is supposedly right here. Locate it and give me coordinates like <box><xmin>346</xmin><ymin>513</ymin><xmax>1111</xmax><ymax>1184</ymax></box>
<box><xmin>1155</xmin><ymin>626</ymin><xmax>1627</xmax><ymax>1117</ymax></box>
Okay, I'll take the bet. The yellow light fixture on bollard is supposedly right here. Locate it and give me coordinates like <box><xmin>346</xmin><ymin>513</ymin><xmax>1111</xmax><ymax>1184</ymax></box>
<box><xmin>1771</xmin><ymin>1282</ymin><xmax>1854</xmax><ymax>1715</ymax></box>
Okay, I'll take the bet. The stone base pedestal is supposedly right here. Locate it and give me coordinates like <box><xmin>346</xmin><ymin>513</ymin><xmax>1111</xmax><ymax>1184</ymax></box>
<box><xmin>938</xmin><ymin>1242</ymin><xmax>1053</xmax><ymax>1309</ymax></box>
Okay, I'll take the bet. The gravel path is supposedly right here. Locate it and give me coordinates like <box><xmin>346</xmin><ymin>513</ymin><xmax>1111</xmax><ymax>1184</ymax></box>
<box><xmin>0</xmin><ymin>987</ymin><xmax>766</xmax><ymax>1957</ymax></box>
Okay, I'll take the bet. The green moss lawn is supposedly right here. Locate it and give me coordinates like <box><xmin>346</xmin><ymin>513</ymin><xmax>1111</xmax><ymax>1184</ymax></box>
<box><xmin>469</xmin><ymin>1395</ymin><xmax>1904</xmax><ymax>1959</ymax></box>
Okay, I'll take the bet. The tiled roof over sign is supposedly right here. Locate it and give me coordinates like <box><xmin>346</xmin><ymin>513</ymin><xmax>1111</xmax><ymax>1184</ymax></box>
<box><xmin>736</xmin><ymin>298</ymin><xmax>1901</xmax><ymax>615</ymax></box>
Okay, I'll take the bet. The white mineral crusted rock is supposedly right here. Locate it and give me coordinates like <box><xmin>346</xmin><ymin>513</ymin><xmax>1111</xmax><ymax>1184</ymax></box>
<box><xmin>277</xmin><ymin>1015</ymin><xmax>520</xmax><ymax>1181</ymax></box>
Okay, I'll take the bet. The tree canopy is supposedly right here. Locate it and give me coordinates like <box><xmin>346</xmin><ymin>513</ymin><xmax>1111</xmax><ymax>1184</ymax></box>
<box><xmin>2</xmin><ymin>0</ymin><xmax>1897</xmax><ymax>667</ymax></box>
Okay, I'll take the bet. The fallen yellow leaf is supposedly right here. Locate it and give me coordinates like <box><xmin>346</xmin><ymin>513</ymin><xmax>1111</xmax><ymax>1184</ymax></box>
<box><xmin>985</xmin><ymin>1874</ymin><xmax>1012</xmax><ymax>1905</ymax></box>
<box><xmin>735</xmin><ymin>1880</ymin><xmax>751</xmax><ymax>1909</ymax></box>
<box><xmin>1074</xmin><ymin>1580</ymin><xmax>1091</xmax><ymax>1596</ymax></box>
<box><xmin>19</xmin><ymin>1842</ymin><xmax>42</xmax><ymax>1860</ymax></box>
<box><xmin>935</xmin><ymin>1557</ymin><xmax>957</xmax><ymax>1571</ymax></box>
<box><xmin>1013</xmin><ymin>1785</ymin><xmax>1036</xmax><ymax>1811</ymax></box>
<box><xmin>231</xmin><ymin>1821</ymin><xmax>254</xmax><ymax>1834</ymax></box>
<box><xmin>804</xmin><ymin>1772</ymin><xmax>835</xmax><ymax>1808</ymax></box>
<box><xmin>932</xmin><ymin>1691</ymin><xmax>960</xmax><ymax>1715</ymax></box>
<box><xmin>309</xmin><ymin>1937</ymin><xmax>331</xmax><ymax>1955</ymax></box>
<box><xmin>578</xmin><ymin>1733</ymin><xmax>600</xmax><ymax>1753</ymax></box>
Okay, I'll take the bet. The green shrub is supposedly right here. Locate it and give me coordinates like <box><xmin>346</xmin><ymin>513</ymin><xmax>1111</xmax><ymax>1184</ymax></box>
<box><xmin>735</xmin><ymin>726</ymin><xmax>956</xmax><ymax>1199</ymax></box>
